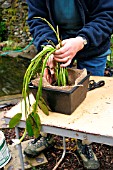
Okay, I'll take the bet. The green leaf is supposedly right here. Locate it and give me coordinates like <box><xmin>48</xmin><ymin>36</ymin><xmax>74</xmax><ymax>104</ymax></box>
<box><xmin>40</xmin><ymin>97</ymin><xmax>51</xmax><ymax>110</ymax></box>
<box><xmin>32</xmin><ymin>122</ymin><xmax>40</xmax><ymax>138</ymax></box>
<box><xmin>38</xmin><ymin>100</ymin><xmax>49</xmax><ymax>115</ymax></box>
<box><xmin>9</xmin><ymin>113</ymin><xmax>22</xmax><ymax>128</ymax></box>
<box><xmin>39</xmin><ymin>96</ymin><xmax>46</xmax><ymax>105</ymax></box>
<box><xmin>26</xmin><ymin>116</ymin><xmax>34</xmax><ymax>136</ymax></box>
<box><xmin>26</xmin><ymin>112</ymin><xmax>41</xmax><ymax>138</ymax></box>
<box><xmin>31</xmin><ymin>112</ymin><xmax>41</xmax><ymax>130</ymax></box>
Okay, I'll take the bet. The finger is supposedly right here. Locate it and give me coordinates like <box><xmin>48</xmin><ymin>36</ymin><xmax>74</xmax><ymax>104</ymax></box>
<box><xmin>55</xmin><ymin>44</ymin><xmax>69</xmax><ymax>55</ymax></box>
<box><xmin>54</xmin><ymin>56</ymin><xmax>70</xmax><ymax>63</ymax></box>
<box><xmin>56</xmin><ymin>40</ymin><xmax>65</xmax><ymax>49</ymax></box>
<box><xmin>49</xmin><ymin>68</ymin><xmax>55</xmax><ymax>75</ymax></box>
<box><xmin>44</xmin><ymin>68</ymin><xmax>48</xmax><ymax>79</ymax></box>
<box><xmin>47</xmin><ymin>73</ymin><xmax>56</xmax><ymax>84</ymax></box>
<box><xmin>56</xmin><ymin>43</ymin><xmax>61</xmax><ymax>49</ymax></box>
<box><xmin>54</xmin><ymin>51</ymin><xmax>69</xmax><ymax>59</ymax></box>
<box><xmin>49</xmin><ymin>62</ymin><xmax>55</xmax><ymax>70</ymax></box>
<box><xmin>60</xmin><ymin>59</ymin><xmax>72</xmax><ymax>67</ymax></box>
<box><xmin>47</xmin><ymin>54</ymin><xmax>56</xmax><ymax>69</ymax></box>
<box><xmin>56</xmin><ymin>39</ymin><xmax>67</xmax><ymax>49</ymax></box>
<box><xmin>44</xmin><ymin>68</ymin><xmax>51</xmax><ymax>82</ymax></box>
<box><xmin>47</xmin><ymin>75</ymin><xmax>51</xmax><ymax>84</ymax></box>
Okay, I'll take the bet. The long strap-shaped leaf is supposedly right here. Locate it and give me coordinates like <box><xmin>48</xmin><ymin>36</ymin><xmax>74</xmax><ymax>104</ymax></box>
<box><xmin>33</xmin><ymin>48</ymin><xmax>56</xmax><ymax>113</ymax></box>
<box><xmin>22</xmin><ymin>46</ymin><xmax>55</xmax><ymax>119</ymax></box>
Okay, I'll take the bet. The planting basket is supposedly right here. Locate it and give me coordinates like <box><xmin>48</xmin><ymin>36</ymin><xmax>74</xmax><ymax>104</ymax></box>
<box><xmin>29</xmin><ymin>69</ymin><xmax>90</xmax><ymax>115</ymax></box>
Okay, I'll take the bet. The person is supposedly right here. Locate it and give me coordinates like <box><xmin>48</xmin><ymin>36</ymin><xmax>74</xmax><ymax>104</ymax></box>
<box><xmin>24</xmin><ymin>0</ymin><xmax>113</xmax><ymax>169</ymax></box>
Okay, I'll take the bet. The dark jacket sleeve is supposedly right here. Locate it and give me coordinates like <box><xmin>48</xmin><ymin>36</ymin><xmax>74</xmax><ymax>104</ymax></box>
<box><xmin>26</xmin><ymin>0</ymin><xmax>58</xmax><ymax>52</ymax></box>
<box><xmin>77</xmin><ymin>0</ymin><xmax>113</xmax><ymax>48</ymax></box>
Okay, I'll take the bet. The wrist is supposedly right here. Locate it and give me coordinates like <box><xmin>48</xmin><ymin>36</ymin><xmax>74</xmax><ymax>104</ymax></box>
<box><xmin>76</xmin><ymin>36</ymin><xmax>88</xmax><ymax>48</ymax></box>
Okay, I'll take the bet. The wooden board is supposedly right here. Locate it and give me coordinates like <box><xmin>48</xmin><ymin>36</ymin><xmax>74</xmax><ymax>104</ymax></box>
<box><xmin>4</xmin><ymin>76</ymin><xmax>113</xmax><ymax>141</ymax></box>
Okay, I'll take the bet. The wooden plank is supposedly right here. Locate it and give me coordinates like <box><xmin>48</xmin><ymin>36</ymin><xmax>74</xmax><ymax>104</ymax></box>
<box><xmin>4</xmin><ymin>140</ymin><xmax>48</xmax><ymax>170</ymax></box>
<box><xmin>4</xmin><ymin>76</ymin><xmax>113</xmax><ymax>139</ymax></box>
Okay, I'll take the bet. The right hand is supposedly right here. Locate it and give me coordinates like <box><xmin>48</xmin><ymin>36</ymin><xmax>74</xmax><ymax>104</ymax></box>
<box><xmin>54</xmin><ymin>37</ymin><xmax>85</xmax><ymax>67</ymax></box>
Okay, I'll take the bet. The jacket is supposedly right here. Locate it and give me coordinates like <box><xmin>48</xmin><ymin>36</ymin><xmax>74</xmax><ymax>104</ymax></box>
<box><xmin>26</xmin><ymin>0</ymin><xmax>113</xmax><ymax>60</ymax></box>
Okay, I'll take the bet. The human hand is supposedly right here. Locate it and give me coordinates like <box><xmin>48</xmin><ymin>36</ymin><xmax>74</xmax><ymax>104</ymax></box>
<box><xmin>54</xmin><ymin>37</ymin><xmax>85</xmax><ymax>67</ymax></box>
<box><xmin>44</xmin><ymin>54</ymin><xmax>56</xmax><ymax>84</ymax></box>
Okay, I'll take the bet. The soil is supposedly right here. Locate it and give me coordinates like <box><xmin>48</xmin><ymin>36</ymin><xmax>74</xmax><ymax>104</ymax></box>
<box><xmin>31</xmin><ymin>68</ymin><xmax>87</xmax><ymax>91</ymax></box>
<box><xmin>1</xmin><ymin>106</ymin><xmax>113</xmax><ymax>170</ymax></box>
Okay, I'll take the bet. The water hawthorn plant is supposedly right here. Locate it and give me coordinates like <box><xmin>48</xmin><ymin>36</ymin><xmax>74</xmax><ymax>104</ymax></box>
<box><xmin>9</xmin><ymin>17</ymin><xmax>68</xmax><ymax>144</ymax></box>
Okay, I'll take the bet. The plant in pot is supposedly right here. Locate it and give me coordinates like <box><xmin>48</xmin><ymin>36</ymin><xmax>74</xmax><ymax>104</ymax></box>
<box><xmin>9</xmin><ymin>18</ymin><xmax>90</xmax><ymax>144</ymax></box>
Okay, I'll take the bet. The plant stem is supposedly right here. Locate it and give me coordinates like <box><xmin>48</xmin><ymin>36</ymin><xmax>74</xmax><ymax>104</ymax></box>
<box><xmin>33</xmin><ymin>48</ymin><xmax>56</xmax><ymax>113</ymax></box>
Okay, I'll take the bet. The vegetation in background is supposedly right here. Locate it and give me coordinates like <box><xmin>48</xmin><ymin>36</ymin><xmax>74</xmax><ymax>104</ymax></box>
<box><xmin>2</xmin><ymin>41</ymin><xmax>22</xmax><ymax>51</ymax></box>
<box><xmin>1</xmin><ymin>0</ymin><xmax>29</xmax><ymax>43</ymax></box>
<box><xmin>0</xmin><ymin>21</ymin><xmax>7</xmax><ymax>42</ymax></box>
<box><xmin>106</xmin><ymin>36</ymin><xmax>113</xmax><ymax>68</ymax></box>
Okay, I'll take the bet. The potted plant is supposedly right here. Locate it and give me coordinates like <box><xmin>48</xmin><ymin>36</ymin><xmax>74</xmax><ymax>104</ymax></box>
<box><xmin>9</xmin><ymin>18</ymin><xmax>90</xmax><ymax>144</ymax></box>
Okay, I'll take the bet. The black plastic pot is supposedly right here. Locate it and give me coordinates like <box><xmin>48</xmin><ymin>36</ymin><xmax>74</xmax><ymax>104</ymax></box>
<box><xmin>29</xmin><ymin>71</ymin><xmax>90</xmax><ymax>115</ymax></box>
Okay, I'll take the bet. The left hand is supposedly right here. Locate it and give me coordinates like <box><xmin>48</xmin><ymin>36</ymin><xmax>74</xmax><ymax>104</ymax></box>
<box><xmin>54</xmin><ymin>37</ymin><xmax>85</xmax><ymax>67</ymax></box>
<box><xmin>44</xmin><ymin>54</ymin><xmax>56</xmax><ymax>84</ymax></box>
